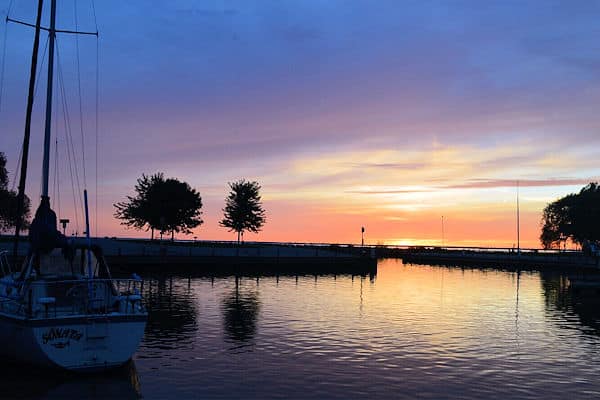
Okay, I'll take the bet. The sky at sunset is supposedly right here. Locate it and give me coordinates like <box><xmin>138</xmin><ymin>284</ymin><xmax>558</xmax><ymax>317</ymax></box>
<box><xmin>1</xmin><ymin>1</ymin><xmax>600</xmax><ymax>248</ymax></box>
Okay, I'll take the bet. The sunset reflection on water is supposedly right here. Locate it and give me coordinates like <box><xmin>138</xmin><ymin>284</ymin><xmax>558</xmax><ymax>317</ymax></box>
<box><xmin>3</xmin><ymin>259</ymin><xmax>600</xmax><ymax>399</ymax></box>
<box><xmin>130</xmin><ymin>259</ymin><xmax>600</xmax><ymax>399</ymax></box>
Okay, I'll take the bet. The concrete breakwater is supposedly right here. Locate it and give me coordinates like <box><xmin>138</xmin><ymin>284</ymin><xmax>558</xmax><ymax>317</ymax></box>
<box><xmin>104</xmin><ymin>239</ymin><xmax>377</xmax><ymax>275</ymax></box>
<box><xmin>4</xmin><ymin>235</ymin><xmax>598</xmax><ymax>274</ymax></box>
<box><xmin>0</xmin><ymin>237</ymin><xmax>377</xmax><ymax>276</ymax></box>
<box><xmin>402</xmin><ymin>248</ymin><xmax>600</xmax><ymax>270</ymax></box>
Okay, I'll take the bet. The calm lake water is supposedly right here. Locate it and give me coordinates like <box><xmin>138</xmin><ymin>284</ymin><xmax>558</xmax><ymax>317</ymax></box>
<box><xmin>5</xmin><ymin>258</ymin><xmax>600</xmax><ymax>399</ymax></box>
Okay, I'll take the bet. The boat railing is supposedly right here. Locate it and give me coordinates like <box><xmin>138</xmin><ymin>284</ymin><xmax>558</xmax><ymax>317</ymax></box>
<box><xmin>0</xmin><ymin>278</ymin><xmax>146</xmax><ymax>319</ymax></box>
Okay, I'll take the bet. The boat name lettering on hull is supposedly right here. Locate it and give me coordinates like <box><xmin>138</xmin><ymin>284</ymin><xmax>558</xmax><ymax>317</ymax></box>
<box><xmin>42</xmin><ymin>328</ymin><xmax>83</xmax><ymax>348</ymax></box>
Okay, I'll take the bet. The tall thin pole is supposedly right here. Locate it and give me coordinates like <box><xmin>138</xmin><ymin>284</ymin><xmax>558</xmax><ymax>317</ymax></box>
<box><xmin>13</xmin><ymin>0</ymin><xmax>45</xmax><ymax>259</ymax></box>
<box><xmin>41</xmin><ymin>0</ymin><xmax>57</xmax><ymax>199</ymax></box>
<box><xmin>517</xmin><ymin>181</ymin><xmax>520</xmax><ymax>254</ymax></box>
<box><xmin>84</xmin><ymin>190</ymin><xmax>92</xmax><ymax>278</ymax></box>
<box><xmin>441</xmin><ymin>215</ymin><xmax>445</xmax><ymax>248</ymax></box>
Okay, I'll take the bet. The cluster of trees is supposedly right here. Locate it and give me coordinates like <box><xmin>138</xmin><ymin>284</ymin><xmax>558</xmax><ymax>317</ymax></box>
<box><xmin>114</xmin><ymin>173</ymin><xmax>203</xmax><ymax>240</ymax></box>
<box><xmin>0</xmin><ymin>152</ymin><xmax>30</xmax><ymax>232</ymax></box>
<box><xmin>114</xmin><ymin>173</ymin><xmax>265</xmax><ymax>242</ymax></box>
<box><xmin>540</xmin><ymin>183</ymin><xmax>600</xmax><ymax>249</ymax></box>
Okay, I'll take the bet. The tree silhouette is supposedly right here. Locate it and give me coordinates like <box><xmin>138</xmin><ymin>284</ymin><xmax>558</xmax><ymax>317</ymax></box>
<box><xmin>0</xmin><ymin>152</ymin><xmax>31</xmax><ymax>232</ymax></box>
<box><xmin>114</xmin><ymin>172</ymin><xmax>203</xmax><ymax>240</ymax></box>
<box><xmin>540</xmin><ymin>183</ymin><xmax>600</xmax><ymax>249</ymax></box>
<box><xmin>220</xmin><ymin>179</ymin><xmax>266</xmax><ymax>243</ymax></box>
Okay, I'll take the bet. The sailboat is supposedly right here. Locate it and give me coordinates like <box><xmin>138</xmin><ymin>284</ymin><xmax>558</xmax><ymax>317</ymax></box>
<box><xmin>0</xmin><ymin>0</ymin><xmax>147</xmax><ymax>371</ymax></box>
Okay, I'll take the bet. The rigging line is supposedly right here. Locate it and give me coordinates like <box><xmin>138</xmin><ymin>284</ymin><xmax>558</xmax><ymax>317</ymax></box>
<box><xmin>0</xmin><ymin>0</ymin><xmax>20</xmax><ymax>116</ymax></box>
<box><xmin>33</xmin><ymin>34</ymin><xmax>49</xmax><ymax>99</ymax></box>
<box><xmin>10</xmin><ymin>42</ymin><xmax>49</xmax><ymax>194</ymax></box>
<box><xmin>0</xmin><ymin>18</ymin><xmax>8</xmax><ymax>117</ymax></box>
<box><xmin>73</xmin><ymin>0</ymin><xmax>87</xmax><ymax>188</ymax></box>
<box><xmin>13</xmin><ymin>35</ymin><xmax>49</xmax><ymax>192</ymax></box>
<box><xmin>56</xmin><ymin>41</ymin><xmax>82</xmax><ymax>232</ymax></box>
<box><xmin>0</xmin><ymin>0</ymin><xmax>17</xmax><ymax>118</ymax></box>
<box><xmin>94</xmin><ymin>30</ymin><xmax>99</xmax><ymax>236</ymax></box>
<box><xmin>52</xmin><ymin>137</ymin><xmax>57</xmax><ymax>209</ymax></box>
<box><xmin>91</xmin><ymin>0</ymin><xmax>98</xmax><ymax>32</ymax></box>
<box><xmin>54</xmin><ymin>138</ymin><xmax>61</xmax><ymax>218</ymax></box>
<box><xmin>11</xmin><ymin>35</ymin><xmax>49</xmax><ymax>191</ymax></box>
<box><xmin>1</xmin><ymin>0</ymin><xmax>15</xmax><ymax>117</ymax></box>
<box><xmin>57</xmin><ymin>44</ymin><xmax>83</xmax><ymax>228</ymax></box>
<box><xmin>52</xmin><ymin>92</ymin><xmax>61</xmax><ymax>218</ymax></box>
<box><xmin>9</xmin><ymin>29</ymin><xmax>38</xmax><ymax>192</ymax></box>
<box><xmin>6</xmin><ymin>0</ymin><xmax>14</xmax><ymax>18</ymax></box>
<box><xmin>59</xmin><ymin>85</ymin><xmax>81</xmax><ymax>234</ymax></box>
<box><xmin>61</xmin><ymin>104</ymin><xmax>80</xmax><ymax>234</ymax></box>
<box><xmin>52</xmin><ymin>98</ymin><xmax>57</xmax><ymax>201</ymax></box>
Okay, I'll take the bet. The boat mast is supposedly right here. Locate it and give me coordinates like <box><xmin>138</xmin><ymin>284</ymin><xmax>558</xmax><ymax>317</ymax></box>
<box><xmin>41</xmin><ymin>0</ymin><xmax>57</xmax><ymax>200</ymax></box>
<box><xmin>13</xmin><ymin>0</ymin><xmax>45</xmax><ymax>259</ymax></box>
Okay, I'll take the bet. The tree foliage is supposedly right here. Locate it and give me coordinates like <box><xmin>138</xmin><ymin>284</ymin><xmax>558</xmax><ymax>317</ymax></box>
<box><xmin>0</xmin><ymin>152</ymin><xmax>31</xmax><ymax>232</ymax></box>
<box><xmin>114</xmin><ymin>172</ymin><xmax>203</xmax><ymax>239</ymax></box>
<box><xmin>220</xmin><ymin>179</ymin><xmax>266</xmax><ymax>243</ymax></box>
<box><xmin>540</xmin><ymin>183</ymin><xmax>600</xmax><ymax>249</ymax></box>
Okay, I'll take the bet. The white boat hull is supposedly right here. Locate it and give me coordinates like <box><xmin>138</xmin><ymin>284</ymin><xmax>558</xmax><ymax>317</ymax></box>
<box><xmin>0</xmin><ymin>313</ymin><xmax>146</xmax><ymax>371</ymax></box>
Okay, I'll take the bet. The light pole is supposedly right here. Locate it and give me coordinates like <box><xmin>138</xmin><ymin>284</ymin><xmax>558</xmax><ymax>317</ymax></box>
<box><xmin>517</xmin><ymin>181</ymin><xmax>520</xmax><ymax>255</ymax></box>
<box><xmin>441</xmin><ymin>216</ymin><xmax>445</xmax><ymax>248</ymax></box>
<box><xmin>59</xmin><ymin>219</ymin><xmax>69</xmax><ymax>236</ymax></box>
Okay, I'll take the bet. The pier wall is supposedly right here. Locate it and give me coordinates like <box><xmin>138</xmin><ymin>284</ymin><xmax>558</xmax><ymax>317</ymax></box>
<box><xmin>402</xmin><ymin>249</ymin><xmax>600</xmax><ymax>269</ymax></box>
<box><xmin>0</xmin><ymin>236</ymin><xmax>377</xmax><ymax>276</ymax></box>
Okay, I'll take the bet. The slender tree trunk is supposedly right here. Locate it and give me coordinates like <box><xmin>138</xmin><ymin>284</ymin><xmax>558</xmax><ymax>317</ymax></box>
<box><xmin>151</xmin><ymin>228</ymin><xmax>154</xmax><ymax>240</ymax></box>
<box><xmin>237</xmin><ymin>230</ymin><xmax>240</xmax><ymax>244</ymax></box>
<box><xmin>171</xmin><ymin>230</ymin><xmax>174</xmax><ymax>241</ymax></box>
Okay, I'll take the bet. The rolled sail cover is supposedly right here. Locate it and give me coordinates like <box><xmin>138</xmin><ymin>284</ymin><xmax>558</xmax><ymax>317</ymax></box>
<box><xmin>29</xmin><ymin>196</ymin><xmax>67</xmax><ymax>254</ymax></box>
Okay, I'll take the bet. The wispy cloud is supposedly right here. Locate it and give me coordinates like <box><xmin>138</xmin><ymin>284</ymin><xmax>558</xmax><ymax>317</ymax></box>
<box><xmin>346</xmin><ymin>188</ymin><xmax>432</xmax><ymax>195</ymax></box>
<box><xmin>347</xmin><ymin>162</ymin><xmax>428</xmax><ymax>170</ymax></box>
<box><xmin>443</xmin><ymin>178</ymin><xmax>598</xmax><ymax>189</ymax></box>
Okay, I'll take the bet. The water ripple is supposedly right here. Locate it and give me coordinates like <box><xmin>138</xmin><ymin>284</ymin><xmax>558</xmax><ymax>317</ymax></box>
<box><xmin>117</xmin><ymin>262</ymin><xmax>600</xmax><ymax>398</ymax></box>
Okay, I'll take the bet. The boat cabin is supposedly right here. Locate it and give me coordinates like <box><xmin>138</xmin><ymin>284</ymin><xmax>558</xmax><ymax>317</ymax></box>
<box><xmin>19</xmin><ymin>244</ymin><xmax>111</xmax><ymax>281</ymax></box>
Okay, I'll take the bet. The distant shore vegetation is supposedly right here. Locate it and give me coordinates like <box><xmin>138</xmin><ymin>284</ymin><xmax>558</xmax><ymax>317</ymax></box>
<box><xmin>540</xmin><ymin>182</ymin><xmax>600</xmax><ymax>250</ymax></box>
<box><xmin>0</xmin><ymin>152</ymin><xmax>30</xmax><ymax>232</ymax></box>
